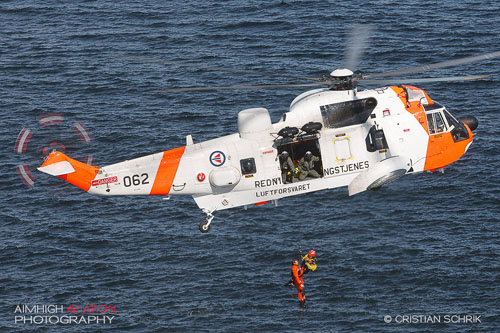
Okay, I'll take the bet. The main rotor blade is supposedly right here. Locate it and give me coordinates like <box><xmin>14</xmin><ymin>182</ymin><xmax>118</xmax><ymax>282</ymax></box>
<box><xmin>365</xmin><ymin>51</ymin><xmax>500</xmax><ymax>79</ymax></box>
<box><xmin>360</xmin><ymin>75</ymin><xmax>489</xmax><ymax>86</ymax></box>
<box><xmin>344</xmin><ymin>24</ymin><xmax>373</xmax><ymax>72</ymax></box>
<box><xmin>123</xmin><ymin>56</ymin><xmax>321</xmax><ymax>82</ymax></box>
<box><xmin>163</xmin><ymin>82</ymin><xmax>328</xmax><ymax>92</ymax></box>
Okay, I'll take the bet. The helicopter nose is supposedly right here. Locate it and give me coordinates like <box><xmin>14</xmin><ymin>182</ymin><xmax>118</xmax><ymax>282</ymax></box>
<box><xmin>458</xmin><ymin>115</ymin><xmax>479</xmax><ymax>131</ymax></box>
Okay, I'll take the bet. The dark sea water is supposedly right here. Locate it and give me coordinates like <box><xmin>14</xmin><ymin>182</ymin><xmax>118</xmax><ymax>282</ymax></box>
<box><xmin>1</xmin><ymin>1</ymin><xmax>499</xmax><ymax>332</ymax></box>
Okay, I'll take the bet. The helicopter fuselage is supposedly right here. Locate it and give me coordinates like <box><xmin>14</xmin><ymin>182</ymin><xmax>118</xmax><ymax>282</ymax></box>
<box><xmin>39</xmin><ymin>85</ymin><xmax>475</xmax><ymax>229</ymax></box>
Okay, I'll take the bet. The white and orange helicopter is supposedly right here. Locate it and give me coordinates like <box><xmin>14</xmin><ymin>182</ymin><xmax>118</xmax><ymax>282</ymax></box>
<box><xmin>38</xmin><ymin>30</ymin><xmax>499</xmax><ymax>232</ymax></box>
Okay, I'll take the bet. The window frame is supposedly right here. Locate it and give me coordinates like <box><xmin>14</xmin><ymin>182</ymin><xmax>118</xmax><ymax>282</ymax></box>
<box><xmin>425</xmin><ymin>108</ymin><xmax>449</xmax><ymax>135</ymax></box>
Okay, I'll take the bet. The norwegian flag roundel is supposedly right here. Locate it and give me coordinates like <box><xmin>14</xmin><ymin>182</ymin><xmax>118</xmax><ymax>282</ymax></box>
<box><xmin>209</xmin><ymin>151</ymin><xmax>226</xmax><ymax>167</ymax></box>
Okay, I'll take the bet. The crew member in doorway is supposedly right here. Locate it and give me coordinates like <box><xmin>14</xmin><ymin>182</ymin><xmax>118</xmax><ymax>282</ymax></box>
<box><xmin>291</xmin><ymin>259</ymin><xmax>306</xmax><ymax>308</ymax></box>
<box><xmin>302</xmin><ymin>250</ymin><xmax>318</xmax><ymax>274</ymax></box>
<box><xmin>298</xmin><ymin>151</ymin><xmax>321</xmax><ymax>180</ymax></box>
<box><xmin>279</xmin><ymin>151</ymin><xmax>295</xmax><ymax>184</ymax></box>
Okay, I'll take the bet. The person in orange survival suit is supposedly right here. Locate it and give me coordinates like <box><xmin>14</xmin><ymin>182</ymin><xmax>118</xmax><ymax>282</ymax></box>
<box><xmin>291</xmin><ymin>259</ymin><xmax>306</xmax><ymax>308</ymax></box>
<box><xmin>285</xmin><ymin>249</ymin><xmax>318</xmax><ymax>285</ymax></box>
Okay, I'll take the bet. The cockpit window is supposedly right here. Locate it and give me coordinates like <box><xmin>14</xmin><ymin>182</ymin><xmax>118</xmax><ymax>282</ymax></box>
<box><xmin>425</xmin><ymin>107</ymin><xmax>469</xmax><ymax>141</ymax></box>
<box><xmin>427</xmin><ymin>113</ymin><xmax>436</xmax><ymax>134</ymax></box>
<box><xmin>426</xmin><ymin>109</ymin><xmax>447</xmax><ymax>135</ymax></box>
<box><xmin>444</xmin><ymin>110</ymin><xmax>459</xmax><ymax>129</ymax></box>
<box><xmin>444</xmin><ymin>110</ymin><xmax>470</xmax><ymax>142</ymax></box>
<box><xmin>434</xmin><ymin>112</ymin><xmax>446</xmax><ymax>133</ymax></box>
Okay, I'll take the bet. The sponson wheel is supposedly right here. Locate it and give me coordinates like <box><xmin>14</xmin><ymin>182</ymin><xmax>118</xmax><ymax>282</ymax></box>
<box><xmin>199</xmin><ymin>221</ymin><xmax>211</xmax><ymax>233</ymax></box>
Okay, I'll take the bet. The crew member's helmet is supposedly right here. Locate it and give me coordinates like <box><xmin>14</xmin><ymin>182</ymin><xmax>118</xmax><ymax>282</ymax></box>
<box><xmin>308</xmin><ymin>250</ymin><xmax>316</xmax><ymax>258</ymax></box>
<box><xmin>306</xmin><ymin>151</ymin><xmax>312</xmax><ymax>155</ymax></box>
<box><xmin>282</xmin><ymin>151</ymin><xmax>289</xmax><ymax>156</ymax></box>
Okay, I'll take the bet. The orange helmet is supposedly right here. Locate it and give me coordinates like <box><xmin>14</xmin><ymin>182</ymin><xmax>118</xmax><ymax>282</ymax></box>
<box><xmin>308</xmin><ymin>250</ymin><xmax>316</xmax><ymax>258</ymax></box>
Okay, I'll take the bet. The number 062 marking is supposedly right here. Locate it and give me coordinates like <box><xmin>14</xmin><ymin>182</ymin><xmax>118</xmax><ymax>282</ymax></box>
<box><xmin>123</xmin><ymin>173</ymin><xmax>149</xmax><ymax>187</ymax></box>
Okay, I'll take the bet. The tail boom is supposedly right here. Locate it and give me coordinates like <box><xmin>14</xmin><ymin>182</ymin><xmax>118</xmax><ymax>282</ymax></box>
<box><xmin>38</xmin><ymin>151</ymin><xmax>100</xmax><ymax>191</ymax></box>
<box><xmin>39</xmin><ymin>147</ymin><xmax>186</xmax><ymax>195</ymax></box>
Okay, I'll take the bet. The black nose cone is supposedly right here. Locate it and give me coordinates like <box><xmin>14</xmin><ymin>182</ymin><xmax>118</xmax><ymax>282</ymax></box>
<box><xmin>459</xmin><ymin>115</ymin><xmax>478</xmax><ymax>131</ymax></box>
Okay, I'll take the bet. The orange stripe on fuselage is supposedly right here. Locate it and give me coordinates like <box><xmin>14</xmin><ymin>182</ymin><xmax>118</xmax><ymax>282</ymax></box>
<box><xmin>150</xmin><ymin>146</ymin><xmax>185</xmax><ymax>195</ymax></box>
<box><xmin>41</xmin><ymin>151</ymin><xmax>100</xmax><ymax>191</ymax></box>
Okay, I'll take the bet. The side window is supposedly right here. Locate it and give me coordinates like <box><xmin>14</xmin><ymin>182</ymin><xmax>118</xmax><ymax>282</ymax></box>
<box><xmin>427</xmin><ymin>114</ymin><xmax>436</xmax><ymax>134</ymax></box>
<box><xmin>444</xmin><ymin>110</ymin><xmax>459</xmax><ymax>130</ymax></box>
<box><xmin>320</xmin><ymin>97</ymin><xmax>377</xmax><ymax>128</ymax></box>
<box><xmin>240</xmin><ymin>158</ymin><xmax>256</xmax><ymax>175</ymax></box>
<box><xmin>444</xmin><ymin>110</ymin><xmax>470</xmax><ymax>142</ymax></box>
<box><xmin>365</xmin><ymin>126</ymin><xmax>388</xmax><ymax>152</ymax></box>
<box><xmin>435</xmin><ymin>112</ymin><xmax>446</xmax><ymax>133</ymax></box>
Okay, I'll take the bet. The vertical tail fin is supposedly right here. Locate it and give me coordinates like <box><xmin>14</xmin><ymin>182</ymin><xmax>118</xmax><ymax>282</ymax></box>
<box><xmin>38</xmin><ymin>151</ymin><xmax>100</xmax><ymax>191</ymax></box>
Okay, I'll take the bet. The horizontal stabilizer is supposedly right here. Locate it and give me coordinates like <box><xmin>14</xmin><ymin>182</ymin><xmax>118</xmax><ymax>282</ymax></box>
<box><xmin>38</xmin><ymin>161</ymin><xmax>76</xmax><ymax>176</ymax></box>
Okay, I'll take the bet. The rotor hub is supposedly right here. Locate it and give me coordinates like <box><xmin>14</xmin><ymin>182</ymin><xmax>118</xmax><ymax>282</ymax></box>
<box><xmin>330</xmin><ymin>68</ymin><xmax>354</xmax><ymax>78</ymax></box>
<box><xmin>328</xmin><ymin>68</ymin><xmax>356</xmax><ymax>91</ymax></box>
